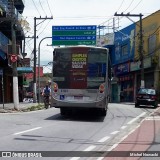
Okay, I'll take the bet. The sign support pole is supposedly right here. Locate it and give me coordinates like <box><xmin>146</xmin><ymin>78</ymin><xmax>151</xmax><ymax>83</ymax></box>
<box><xmin>2</xmin><ymin>73</ymin><xmax>4</xmax><ymax>109</ymax></box>
<box><xmin>0</xmin><ymin>69</ymin><xmax>4</xmax><ymax>109</ymax></box>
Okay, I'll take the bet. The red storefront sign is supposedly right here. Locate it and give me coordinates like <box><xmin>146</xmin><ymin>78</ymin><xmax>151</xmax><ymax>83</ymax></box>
<box><xmin>25</xmin><ymin>67</ymin><xmax>43</xmax><ymax>79</ymax></box>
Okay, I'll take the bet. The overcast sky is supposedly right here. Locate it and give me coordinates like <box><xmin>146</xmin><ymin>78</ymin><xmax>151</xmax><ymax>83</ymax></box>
<box><xmin>22</xmin><ymin>0</ymin><xmax>160</xmax><ymax>73</ymax></box>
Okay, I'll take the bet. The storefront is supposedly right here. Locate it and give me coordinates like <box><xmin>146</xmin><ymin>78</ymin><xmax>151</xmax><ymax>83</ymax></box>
<box><xmin>118</xmin><ymin>74</ymin><xmax>134</xmax><ymax>102</ymax></box>
<box><xmin>113</xmin><ymin>62</ymin><xmax>134</xmax><ymax>102</ymax></box>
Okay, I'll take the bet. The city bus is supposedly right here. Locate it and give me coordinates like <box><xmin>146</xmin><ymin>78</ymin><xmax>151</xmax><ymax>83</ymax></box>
<box><xmin>51</xmin><ymin>46</ymin><xmax>111</xmax><ymax>116</ymax></box>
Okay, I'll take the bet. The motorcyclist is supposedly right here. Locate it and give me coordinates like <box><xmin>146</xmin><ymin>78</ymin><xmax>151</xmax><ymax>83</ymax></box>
<box><xmin>42</xmin><ymin>84</ymin><xmax>51</xmax><ymax>108</ymax></box>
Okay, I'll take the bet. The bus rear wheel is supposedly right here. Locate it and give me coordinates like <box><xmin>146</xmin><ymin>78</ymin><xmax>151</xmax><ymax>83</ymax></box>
<box><xmin>60</xmin><ymin>108</ymin><xmax>66</xmax><ymax>115</ymax></box>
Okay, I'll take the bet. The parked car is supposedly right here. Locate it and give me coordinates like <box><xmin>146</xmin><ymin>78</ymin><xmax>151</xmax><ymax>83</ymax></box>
<box><xmin>135</xmin><ymin>88</ymin><xmax>158</xmax><ymax>108</ymax></box>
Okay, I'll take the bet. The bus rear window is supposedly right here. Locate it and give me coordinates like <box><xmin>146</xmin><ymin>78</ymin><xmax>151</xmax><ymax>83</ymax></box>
<box><xmin>53</xmin><ymin>47</ymin><xmax>107</xmax><ymax>89</ymax></box>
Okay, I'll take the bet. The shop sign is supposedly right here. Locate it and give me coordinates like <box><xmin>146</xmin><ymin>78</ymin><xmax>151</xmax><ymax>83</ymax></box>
<box><xmin>96</xmin><ymin>33</ymin><xmax>114</xmax><ymax>47</ymax></box>
<box><xmin>114</xmin><ymin>63</ymin><xmax>129</xmax><ymax>75</ymax></box>
<box><xmin>119</xmin><ymin>75</ymin><xmax>134</xmax><ymax>82</ymax></box>
<box><xmin>130</xmin><ymin>57</ymin><xmax>151</xmax><ymax>71</ymax></box>
<box><xmin>17</xmin><ymin>67</ymin><xmax>33</xmax><ymax>73</ymax></box>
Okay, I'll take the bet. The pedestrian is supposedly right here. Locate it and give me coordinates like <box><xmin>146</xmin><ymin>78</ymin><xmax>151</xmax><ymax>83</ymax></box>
<box><xmin>120</xmin><ymin>90</ymin><xmax>124</xmax><ymax>102</ymax></box>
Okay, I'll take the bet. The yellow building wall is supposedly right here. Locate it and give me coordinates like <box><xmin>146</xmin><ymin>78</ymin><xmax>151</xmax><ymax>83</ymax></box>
<box><xmin>135</xmin><ymin>10</ymin><xmax>160</xmax><ymax>63</ymax></box>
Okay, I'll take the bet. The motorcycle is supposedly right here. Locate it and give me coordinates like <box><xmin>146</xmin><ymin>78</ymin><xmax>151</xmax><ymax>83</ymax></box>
<box><xmin>44</xmin><ymin>95</ymin><xmax>50</xmax><ymax>109</ymax></box>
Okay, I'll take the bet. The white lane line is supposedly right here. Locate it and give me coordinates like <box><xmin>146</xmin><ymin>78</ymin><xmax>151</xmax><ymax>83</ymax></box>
<box><xmin>97</xmin><ymin>157</ymin><xmax>104</xmax><ymax>160</ymax></box>
<box><xmin>121</xmin><ymin>126</ymin><xmax>127</xmax><ymax>129</ymax></box>
<box><xmin>107</xmin><ymin>144</ymin><xmax>118</xmax><ymax>151</ymax></box>
<box><xmin>98</xmin><ymin>136</ymin><xmax>110</xmax><ymax>143</ymax></box>
<box><xmin>110</xmin><ymin>131</ymin><xmax>119</xmax><ymax>135</ymax></box>
<box><xmin>84</xmin><ymin>145</ymin><xmax>96</xmax><ymax>151</ymax></box>
<box><xmin>127</xmin><ymin>112</ymin><xmax>146</xmax><ymax>125</ymax></box>
<box><xmin>70</xmin><ymin>157</ymin><xmax>80</xmax><ymax>160</ymax></box>
<box><xmin>70</xmin><ymin>145</ymin><xmax>96</xmax><ymax>160</ymax></box>
<box><xmin>145</xmin><ymin>116</ymin><xmax>160</xmax><ymax>120</ymax></box>
<box><xmin>13</xmin><ymin>127</ymin><xmax>42</xmax><ymax>135</ymax></box>
<box><xmin>96</xmin><ymin>113</ymin><xmax>147</xmax><ymax>160</ymax></box>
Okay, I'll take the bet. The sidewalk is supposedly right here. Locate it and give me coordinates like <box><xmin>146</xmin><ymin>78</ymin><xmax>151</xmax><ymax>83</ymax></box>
<box><xmin>0</xmin><ymin>102</ymin><xmax>39</xmax><ymax>111</ymax></box>
<box><xmin>103</xmin><ymin>106</ymin><xmax>160</xmax><ymax>160</ymax></box>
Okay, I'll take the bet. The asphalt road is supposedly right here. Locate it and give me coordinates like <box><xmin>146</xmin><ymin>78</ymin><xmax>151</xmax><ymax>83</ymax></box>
<box><xmin>0</xmin><ymin>103</ymin><xmax>157</xmax><ymax>160</ymax></box>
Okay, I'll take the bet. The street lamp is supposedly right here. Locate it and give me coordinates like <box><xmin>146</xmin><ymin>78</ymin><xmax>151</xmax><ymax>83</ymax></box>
<box><xmin>38</xmin><ymin>37</ymin><xmax>52</xmax><ymax>103</ymax></box>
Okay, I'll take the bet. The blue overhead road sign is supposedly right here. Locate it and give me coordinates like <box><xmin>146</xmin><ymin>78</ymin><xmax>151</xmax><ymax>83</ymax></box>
<box><xmin>52</xmin><ymin>25</ymin><xmax>97</xmax><ymax>46</ymax></box>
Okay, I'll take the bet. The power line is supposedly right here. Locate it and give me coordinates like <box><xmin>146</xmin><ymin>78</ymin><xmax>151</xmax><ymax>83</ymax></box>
<box><xmin>31</xmin><ymin>0</ymin><xmax>41</xmax><ymax>16</ymax></box>
<box><xmin>37</xmin><ymin>20</ymin><xmax>52</xmax><ymax>37</ymax></box>
<box><xmin>36</xmin><ymin>19</ymin><xmax>47</xmax><ymax>35</ymax></box>
<box><xmin>123</xmin><ymin>0</ymin><xmax>135</xmax><ymax>13</ymax></box>
<box><xmin>39</xmin><ymin>0</ymin><xmax>47</xmax><ymax>16</ymax></box>
<box><xmin>110</xmin><ymin>0</ymin><xmax>142</xmax><ymax>31</ymax></box>
<box><xmin>116</xmin><ymin>0</ymin><xmax>125</xmax><ymax>12</ymax></box>
<box><xmin>130</xmin><ymin>0</ymin><xmax>143</xmax><ymax>12</ymax></box>
<box><xmin>47</xmin><ymin>0</ymin><xmax>53</xmax><ymax>16</ymax></box>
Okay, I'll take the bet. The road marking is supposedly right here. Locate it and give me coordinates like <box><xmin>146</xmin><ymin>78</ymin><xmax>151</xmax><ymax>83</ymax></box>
<box><xmin>98</xmin><ymin>136</ymin><xmax>110</xmax><ymax>143</ymax></box>
<box><xmin>70</xmin><ymin>145</ymin><xmax>96</xmax><ymax>160</ymax></box>
<box><xmin>84</xmin><ymin>145</ymin><xmax>96</xmax><ymax>151</ymax></box>
<box><xmin>121</xmin><ymin>126</ymin><xmax>127</xmax><ymax>129</ymax></box>
<box><xmin>96</xmin><ymin>112</ymin><xmax>147</xmax><ymax>160</ymax></box>
<box><xmin>97</xmin><ymin>157</ymin><xmax>104</xmax><ymax>160</ymax></box>
<box><xmin>145</xmin><ymin>116</ymin><xmax>160</xmax><ymax>120</ymax></box>
<box><xmin>110</xmin><ymin>131</ymin><xmax>119</xmax><ymax>135</ymax></box>
<box><xmin>70</xmin><ymin>157</ymin><xmax>80</xmax><ymax>160</ymax></box>
<box><xmin>107</xmin><ymin>144</ymin><xmax>118</xmax><ymax>151</ymax></box>
<box><xmin>13</xmin><ymin>127</ymin><xmax>42</xmax><ymax>135</ymax></box>
<box><xmin>127</xmin><ymin>112</ymin><xmax>146</xmax><ymax>125</ymax></box>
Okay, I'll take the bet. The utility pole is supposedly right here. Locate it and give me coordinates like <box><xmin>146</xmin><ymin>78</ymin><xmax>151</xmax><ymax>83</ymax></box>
<box><xmin>33</xmin><ymin>16</ymin><xmax>53</xmax><ymax>103</ymax></box>
<box><xmin>11</xmin><ymin>0</ymin><xmax>19</xmax><ymax>110</ymax></box>
<box><xmin>114</xmin><ymin>12</ymin><xmax>144</xmax><ymax>87</ymax></box>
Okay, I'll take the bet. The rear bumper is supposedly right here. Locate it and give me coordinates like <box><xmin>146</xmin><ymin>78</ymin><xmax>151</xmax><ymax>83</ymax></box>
<box><xmin>51</xmin><ymin>97</ymin><xmax>107</xmax><ymax>109</ymax></box>
<box><xmin>136</xmin><ymin>99</ymin><xmax>156</xmax><ymax>106</ymax></box>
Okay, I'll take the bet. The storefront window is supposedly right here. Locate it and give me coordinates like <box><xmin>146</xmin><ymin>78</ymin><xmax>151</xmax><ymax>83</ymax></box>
<box><xmin>120</xmin><ymin>75</ymin><xmax>134</xmax><ymax>102</ymax></box>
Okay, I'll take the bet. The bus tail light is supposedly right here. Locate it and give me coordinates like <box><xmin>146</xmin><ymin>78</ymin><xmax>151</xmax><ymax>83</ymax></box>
<box><xmin>53</xmin><ymin>83</ymin><xmax>58</xmax><ymax>92</ymax></box>
<box><xmin>99</xmin><ymin>84</ymin><xmax>105</xmax><ymax>93</ymax></box>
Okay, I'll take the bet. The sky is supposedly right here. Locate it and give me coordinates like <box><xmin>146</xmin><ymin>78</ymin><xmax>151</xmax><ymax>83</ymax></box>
<box><xmin>22</xmin><ymin>0</ymin><xmax>160</xmax><ymax>73</ymax></box>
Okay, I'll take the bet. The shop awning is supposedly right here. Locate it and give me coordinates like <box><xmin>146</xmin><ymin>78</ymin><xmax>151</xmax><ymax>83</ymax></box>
<box><xmin>17</xmin><ymin>67</ymin><xmax>33</xmax><ymax>73</ymax></box>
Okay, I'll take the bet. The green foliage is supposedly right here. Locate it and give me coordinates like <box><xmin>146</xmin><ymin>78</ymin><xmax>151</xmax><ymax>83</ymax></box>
<box><xmin>22</xmin><ymin>104</ymin><xmax>45</xmax><ymax>112</ymax></box>
<box><xmin>43</xmin><ymin>73</ymin><xmax>52</xmax><ymax>78</ymax></box>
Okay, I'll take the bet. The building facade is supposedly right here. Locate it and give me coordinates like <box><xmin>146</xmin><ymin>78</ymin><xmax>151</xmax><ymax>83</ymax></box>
<box><xmin>0</xmin><ymin>0</ymin><xmax>25</xmax><ymax>103</ymax></box>
<box><xmin>111</xmin><ymin>23</ymin><xmax>136</xmax><ymax>102</ymax></box>
<box><xmin>134</xmin><ymin>10</ymin><xmax>160</xmax><ymax>99</ymax></box>
<box><xmin>110</xmin><ymin>10</ymin><xmax>160</xmax><ymax>102</ymax></box>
